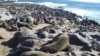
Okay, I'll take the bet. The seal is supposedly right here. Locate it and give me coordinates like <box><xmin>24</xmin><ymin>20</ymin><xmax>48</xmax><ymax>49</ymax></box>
<box><xmin>20</xmin><ymin>51</ymin><xmax>49</xmax><ymax>56</ymax></box>
<box><xmin>40</xmin><ymin>33</ymin><xmax>70</xmax><ymax>53</ymax></box>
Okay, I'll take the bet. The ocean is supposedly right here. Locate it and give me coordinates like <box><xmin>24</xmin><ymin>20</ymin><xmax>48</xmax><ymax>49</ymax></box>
<box><xmin>18</xmin><ymin>0</ymin><xmax>100</xmax><ymax>23</ymax></box>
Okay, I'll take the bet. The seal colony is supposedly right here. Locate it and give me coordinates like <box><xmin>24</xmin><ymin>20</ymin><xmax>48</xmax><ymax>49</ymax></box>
<box><xmin>0</xmin><ymin>2</ymin><xmax>100</xmax><ymax>56</ymax></box>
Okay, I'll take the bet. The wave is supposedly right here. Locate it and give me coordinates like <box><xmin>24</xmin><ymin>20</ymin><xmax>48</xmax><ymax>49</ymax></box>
<box><xmin>64</xmin><ymin>7</ymin><xmax>100</xmax><ymax>22</ymax></box>
<box><xmin>36</xmin><ymin>2</ymin><xmax>67</xmax><ymax>8</ymax></box>
<box><xmin>64</xmin><ymin>7</ymin><xmax>94</xmax><ymax>16</ymax></box>
<box><xmin>16</xmin><ymin>2</ymin><xmax>67</xmax><ymax>8</ymax></box>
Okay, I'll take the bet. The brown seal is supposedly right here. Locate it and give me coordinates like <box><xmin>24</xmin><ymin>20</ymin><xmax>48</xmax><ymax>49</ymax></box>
<box><xmin>40</xmin><ymin>33</ymin><xmax>70</xmax><ymax>53</ymax></box>
<box><xmin>20</xmin><ymin>51</ymin><xmax>49</xmax><ymax>56</ymax></box>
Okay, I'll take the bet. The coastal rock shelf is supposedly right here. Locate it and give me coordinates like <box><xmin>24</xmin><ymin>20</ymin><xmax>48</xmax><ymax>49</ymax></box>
<box><xmin>0</xmin><ymin>3</ymin><xmax>100</xmax><ymax>56</ymax></box>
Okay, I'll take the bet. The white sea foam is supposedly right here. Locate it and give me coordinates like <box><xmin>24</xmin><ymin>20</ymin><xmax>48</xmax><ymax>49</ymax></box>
<box><xmin>16</xmin><ymin>2</ymin><xmax>67</xmax><ymax>8</ymax></box>
<box><xmin>37</xmin><ymin>2</ymin><xmax>67</xmax><ymax>8</ymax></box>
<box><xmin>64</xmin><ymin>7</ymin><xmax>100</xmax><ymax>23</ymax></box>
<box><xmin>64</xmin><ymin>8</ymin><xmax>93</xmax><ymax>16</ymax></box>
